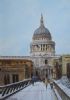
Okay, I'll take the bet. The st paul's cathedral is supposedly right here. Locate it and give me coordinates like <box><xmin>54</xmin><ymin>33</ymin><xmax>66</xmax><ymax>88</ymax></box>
<box><xmin>0</xmin><ymin>14</ymin><xmax>70</xmax><ymax>85</ymax></box>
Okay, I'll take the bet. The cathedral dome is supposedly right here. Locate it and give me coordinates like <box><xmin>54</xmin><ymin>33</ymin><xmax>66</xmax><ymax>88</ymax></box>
<box><xmin>33</xmin><ymin>14</ymin><xmax>52</xmax><ymax>40</ymax></box>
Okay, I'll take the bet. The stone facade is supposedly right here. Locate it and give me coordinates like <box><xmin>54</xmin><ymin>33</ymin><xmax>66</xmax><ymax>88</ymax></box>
<box><xmin>53</xmin><ymin>55</ymin><xmax>70</xmax><ymax>79</ymax></box>
<box><xmin>0</xmin><ymin>58</ymin><xmax>33</xmax><ymax>85</ymax></box>
<box><xmin>60</xmin><ymin>55</ymin><xmax>70</xmax><ymax>77</ymax></box>
<box><xmin>30</xmin><ymin>14</ymin><xmax>58</xmax><ymax>80</ymax></box>
<box><xmin>30</xmin><ymin>15</ymin><xmax>70</xmax><ymax>80</ymax></box>
<box><xmin>30</xmin><ymin>14</ymin><xmax>55</xmax><ymax>56</ymax></box>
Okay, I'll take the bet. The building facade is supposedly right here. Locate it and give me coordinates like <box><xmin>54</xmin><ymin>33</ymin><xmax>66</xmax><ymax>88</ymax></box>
<box><xmin>30</xmin><ymin>14</ymin><xmax>59</xmax><ymax>80</ymax></box>
<box><xmin>60</xmin><ymin>55</ymin><xmax>70</xmax><ymax>78</ymax></box>
<box><xmin>0</xmin><ymin>57</ymin><xmax>33</xmax><ymax>85</ymax></box>
<box><xmin>30</xmin><ymin>15</ymin><xmax>70</xmax><ymax>80</ymax></box>
<box><xmin>30</xmin><ymin>14</ymin><xmax>55</xmax><ymax>56</ymax></box>
<box><xmin>0</xmin><ymin>15</ymin><xmax>70</xmax><ymax>85</ymax></box>
<box><xmin>53</xmin><ymin>55</ymin><xmax>70</xmax><ymax>79</ymax></box>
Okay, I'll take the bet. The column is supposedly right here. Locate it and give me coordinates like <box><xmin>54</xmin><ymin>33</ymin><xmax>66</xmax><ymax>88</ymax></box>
<box><xmin>10</xmin><ymin>74</ymin><xmax>13</xmax><ymax>84</ymax></box>
<box><xmin>45</xmin><ymin>44</ymin><xmax>46</xmax><ymax>51</ymax></box>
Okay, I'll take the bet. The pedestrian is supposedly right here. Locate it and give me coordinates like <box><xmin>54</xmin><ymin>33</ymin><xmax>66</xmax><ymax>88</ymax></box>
<box><xmin>50</xmin><ymin>82</ymin><xmax>53</xmax><ymax>89</ymax></box>
<box><xmin>45</xmin><ymin>78</ymin><xmax>48</xmax><ymax>89</ymax></box>
<box><xmin>31</xmin><ymin>75</ymin><xmax>35</xmax><ymax>85</ymax></box>
<box><xmin>31</xmin><ymin>75</ymin><xmax>37</xmax><ymax>85</ymax></box>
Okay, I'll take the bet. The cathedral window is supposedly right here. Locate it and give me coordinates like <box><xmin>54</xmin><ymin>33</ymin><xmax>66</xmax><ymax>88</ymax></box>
<box><xmin>46</xmin><ymin>45</ymin><xmax>47</xmax><ymax>50</ymax></box>
<box><xmin>45</xmin><ymin>60</ymin><xmax>48</xmax><ymax>64</ymax></box>
<box><xmin>43</xmin><ymin>44</ymin><xmax>45</xmax><ymax>51</ymax></box>
<box><xmin>41</xmin><ymin>44</ymin><xmax>42</xmax><ymax>51</ymax></box>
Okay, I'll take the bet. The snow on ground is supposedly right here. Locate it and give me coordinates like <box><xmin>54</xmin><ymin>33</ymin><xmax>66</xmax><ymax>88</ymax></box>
<box><xmin>7</xmin><ymin>82</ymin><xmax>57</xmax><ymax>100</ymax></box>
<box><xmin>54</xmin><ymin>79</ymin><xmax>70</xmax><ymax>97</ymax></box>
<box><xmin>55</xmin><ymin>80</ymin><xmax>70</xmax><ymax>98</ymax></box>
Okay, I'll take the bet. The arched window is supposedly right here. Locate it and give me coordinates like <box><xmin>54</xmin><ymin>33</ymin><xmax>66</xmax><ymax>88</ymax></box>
<box><xmin>45</xmin><ymin>60</ymin><xmax>48</xmax><ymax>64</ymax></box>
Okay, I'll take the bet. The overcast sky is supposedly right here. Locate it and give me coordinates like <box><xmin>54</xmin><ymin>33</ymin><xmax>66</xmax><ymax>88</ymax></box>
<box><xmin>0</xmin><ymin>0</ymin><xmax>70</xmax><ymax>56</ymax></box>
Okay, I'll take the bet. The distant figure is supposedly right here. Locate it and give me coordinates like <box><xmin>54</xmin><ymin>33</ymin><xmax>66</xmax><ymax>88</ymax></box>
<box><xmin>35</xmin><ymin>71</ymin><xmax>41</xmax><ymax>81</ymax></box>
<box><xmin>50</xmin><ymin>82</ymin><xmax>53</xmax><ymax>89</ymax></box>
<box><xmin>46</xmin><ymin>73</ymin><xmax>48</xmax><ymax>78</ymax></box>
<box><xmin>45</xmin><ymin>78</ymin><xmax>48</xmax><ymax>89</ymax></box>
<box><xmin>31</xmin><ymin>75</ymin><xmax>35</xmax><ymax>85</ymax></box>
<box><xmin>31</xmin><ymin>75</ymin><xmax>38</xmax><ymax>85</ymax></box>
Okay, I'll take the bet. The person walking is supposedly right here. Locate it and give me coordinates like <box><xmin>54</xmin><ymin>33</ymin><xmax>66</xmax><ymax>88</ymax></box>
<box><xmin>31</xmin><ymin>75</ymin><xmax>35</xmax><ymax>85</ymax></box>
<box><xmin>45</xmin><ymin>78</ymin><xmax>48</xmax><ymax>89</ymax></box>
<box><xmin>50</xmin><ymin>82</ymin><xmax>53</xmax><ymax>89</ymax></box>
<box><xmin>45</xmin><ymin>73</ymin><xmax>48</xmax><ymax>89</ymax></box>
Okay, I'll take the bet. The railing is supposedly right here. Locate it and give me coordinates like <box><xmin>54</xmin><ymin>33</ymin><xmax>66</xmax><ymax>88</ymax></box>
<box><xmin>0</xmin><ymin>79</ymin><xmax>31</xmax><ymax>100</ymax></box>
<box><xmin>53</xmin><ymin>81</ymin><xmax>70</xmax><ymax>100</ymax></box>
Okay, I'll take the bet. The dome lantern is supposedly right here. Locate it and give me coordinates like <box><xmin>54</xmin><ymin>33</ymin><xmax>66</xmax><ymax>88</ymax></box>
<box><xmin>40</xmin><ymin>14</ymin><xmax>44</xmax><ymax>26</ymax></box>
<box><xmin>33</xmin><ymin>14</ymin><xmax>52</xmax><ymax>40</ymax></box>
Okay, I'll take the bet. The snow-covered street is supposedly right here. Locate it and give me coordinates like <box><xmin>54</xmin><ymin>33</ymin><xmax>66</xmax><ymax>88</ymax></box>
<box><xmin>7</xmin><ymin>82</ymin><xmax>57</xmax><ymax>100</ymax></box>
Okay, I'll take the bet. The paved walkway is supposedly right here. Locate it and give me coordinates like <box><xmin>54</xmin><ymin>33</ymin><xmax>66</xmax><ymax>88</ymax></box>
<box><xmin>7</xmin><ymin>82</ymin><xmax>58</xmax><ymax>100</ymax></box>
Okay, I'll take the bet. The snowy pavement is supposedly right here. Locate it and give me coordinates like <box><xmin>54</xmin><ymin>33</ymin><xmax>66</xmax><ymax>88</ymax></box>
<box><xmin>7</xmin><ymin>82</ymin><xmax>57</xmax><ymax>100</ymax></box>
<box><xmin>54</xmin><ymin>79</ymin><xmax>70</xmax><ymax>98</ymax></box>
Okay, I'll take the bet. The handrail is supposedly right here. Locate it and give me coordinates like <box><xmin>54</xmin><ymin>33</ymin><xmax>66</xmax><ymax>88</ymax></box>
<box><xmin>0</xmin><ymin>78</ymin><xmax>31</xmax><ymax>100</ymax></box>
<box><xmin>53</xmin><ymin>81</ymin><xmax>70</xmax><ymax>100</ymax></box>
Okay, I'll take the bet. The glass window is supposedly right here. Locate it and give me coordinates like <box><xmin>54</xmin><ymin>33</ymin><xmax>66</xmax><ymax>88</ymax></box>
<box><xmin>25</xmin><ymin>64</ymin><xmax>29</xmax><ymax>78</ymax></box>
<box><xmin>45</xmin><ymin>60</ymin><xmax>48</xmax><ymax>64</ymax></box>
<box><xmin>4</xmin><ymin>74</ymin><xmax>10</xmax><ymax>85</ymax></box>
<box><xmin>12</xmin><ymin>74</ymin><xmax>19</xmax><ymax>83</ymax></box>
